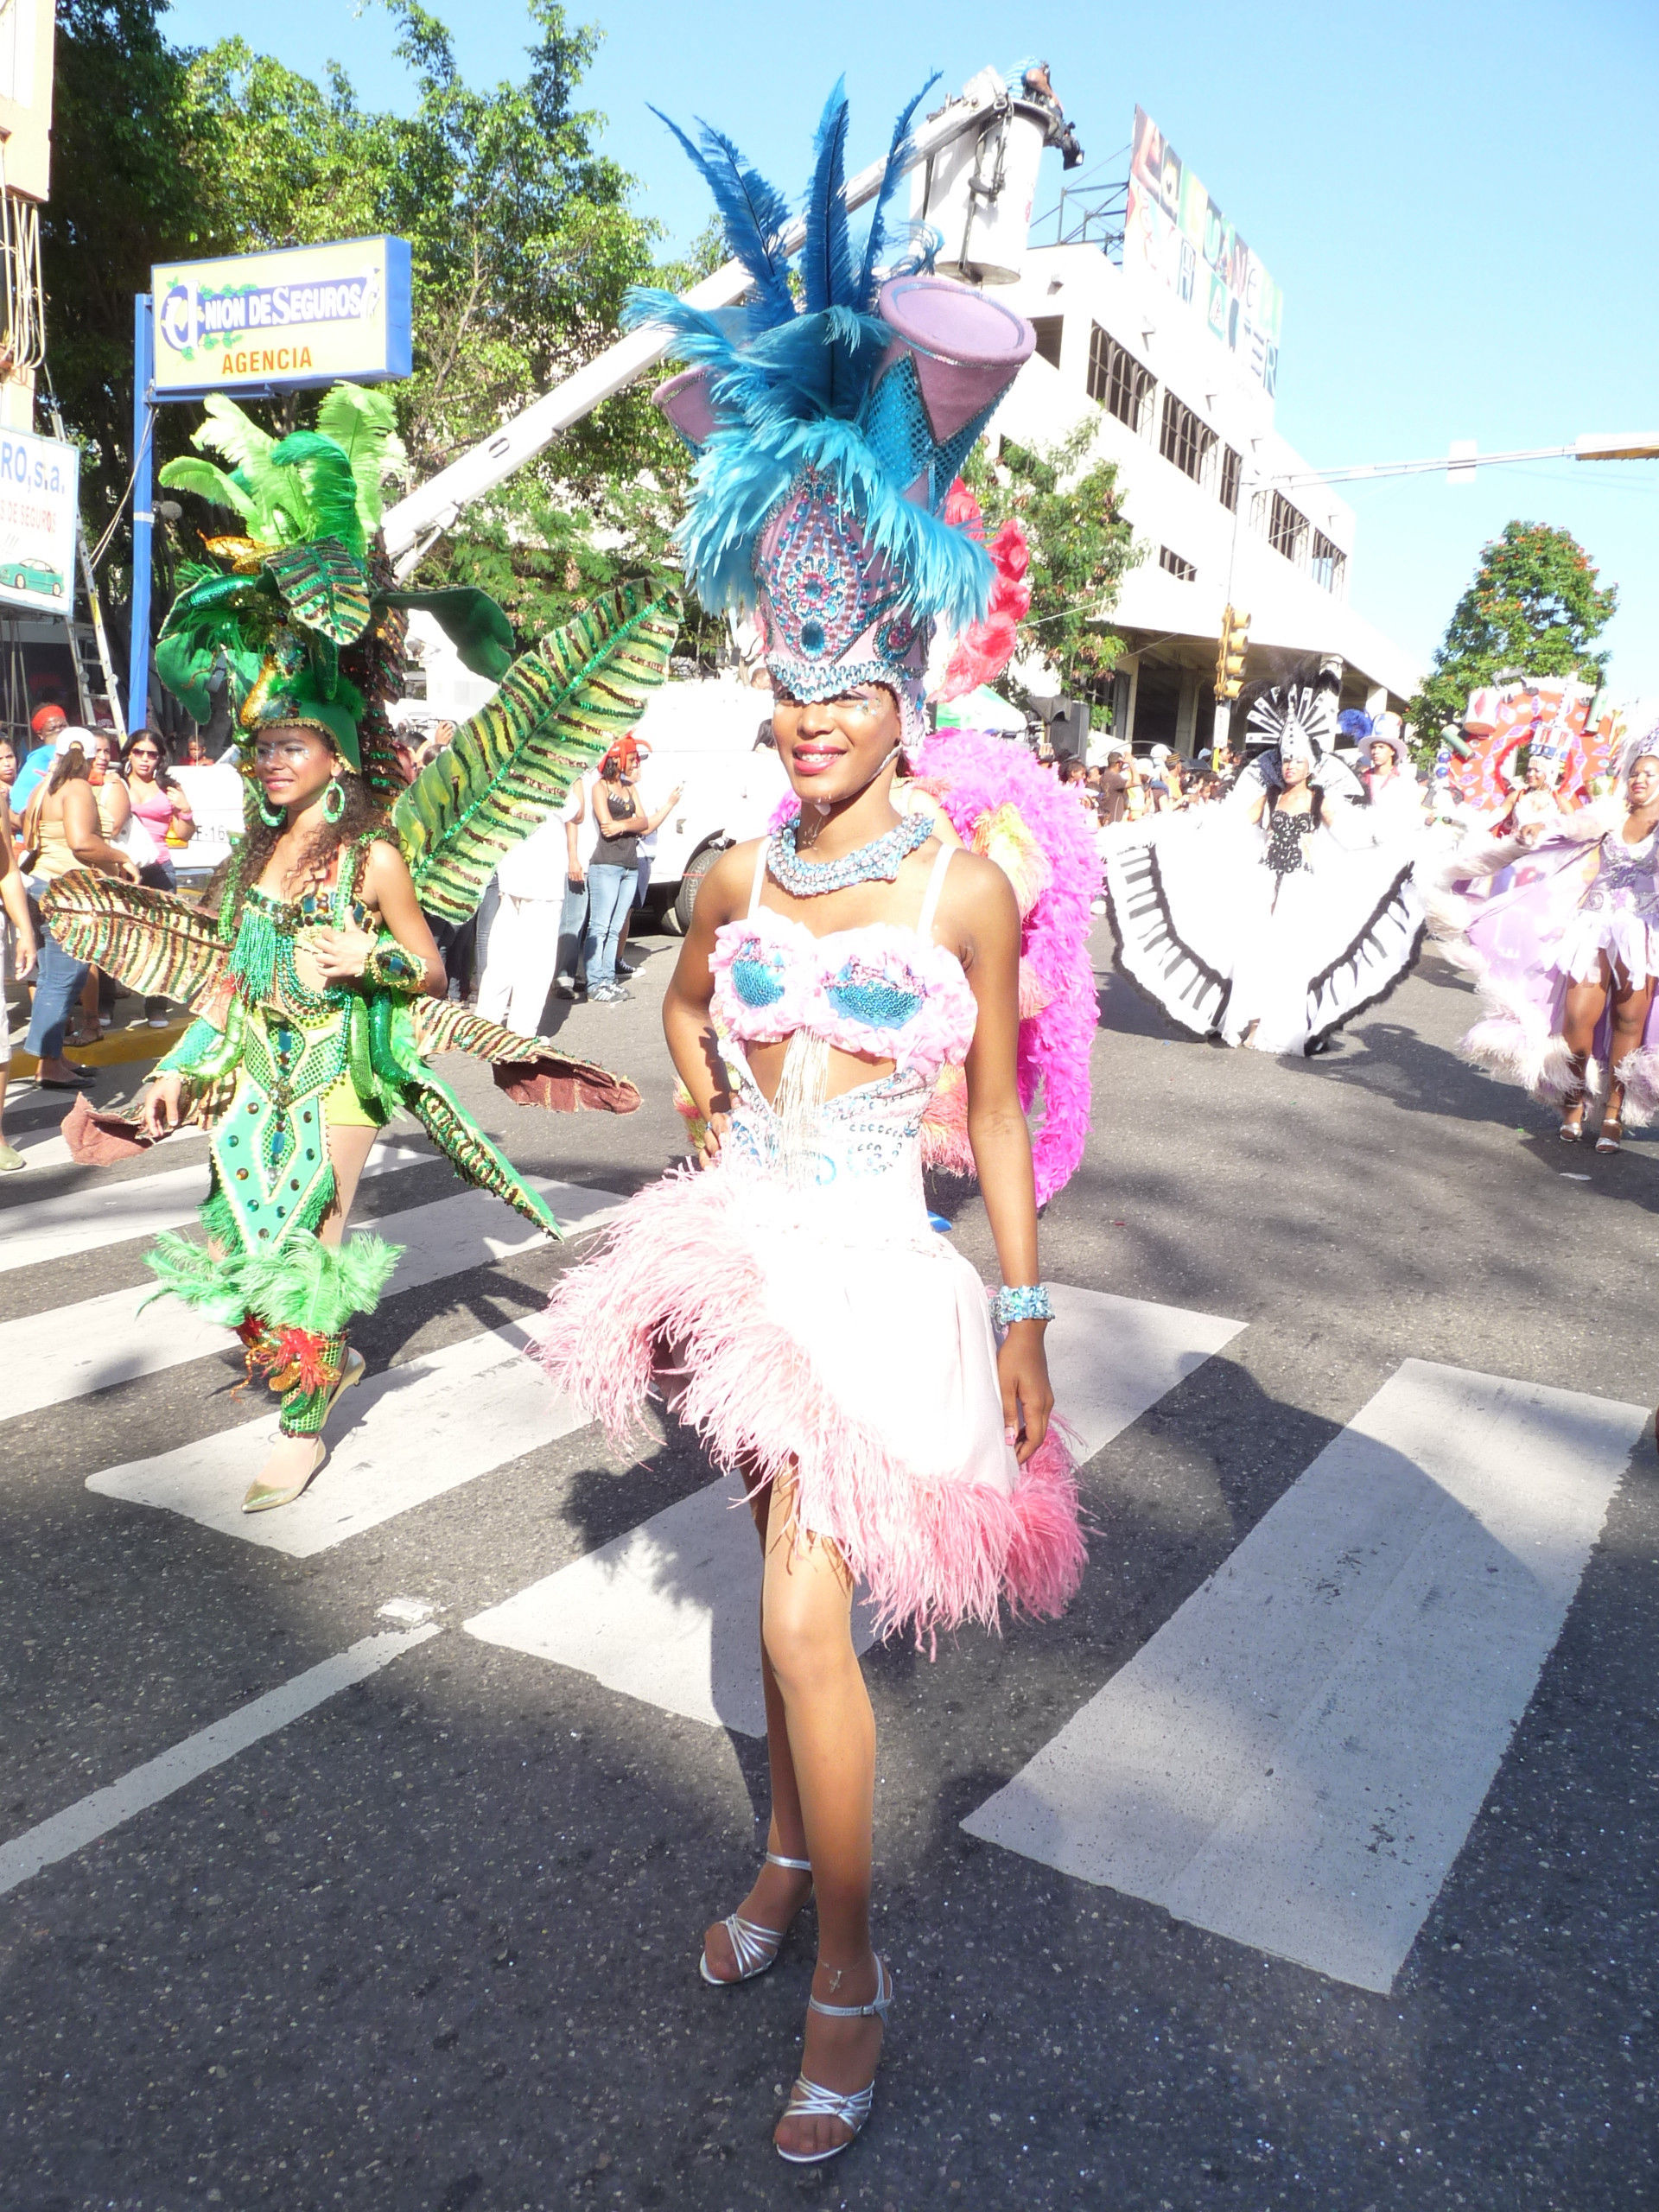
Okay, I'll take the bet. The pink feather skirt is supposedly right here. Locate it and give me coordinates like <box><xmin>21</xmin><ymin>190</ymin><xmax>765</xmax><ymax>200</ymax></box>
<box><xmin>530</xmin><ymin>1160</ymin><xmax>1085</xmax><ymax>1644</ymax></box>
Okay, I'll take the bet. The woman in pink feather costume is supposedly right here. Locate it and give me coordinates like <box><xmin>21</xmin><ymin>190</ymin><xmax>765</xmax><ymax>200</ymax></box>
<box><xmin>531</xmin><ymin>683</ymin><xmax>1084</xmax><ymax>2157</ymax></box>
<box><xmin>537</xmin><ymin>89</ymin><xmax>1084</xmax><ymax>2158</ymax></box>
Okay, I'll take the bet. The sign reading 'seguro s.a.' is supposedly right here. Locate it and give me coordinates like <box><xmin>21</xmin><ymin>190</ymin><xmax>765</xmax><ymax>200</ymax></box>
<box><xmin>149</xmin><ymin>237</ymin><xmax>412</xmax><ymax>397</ymax></box>
<box><xmin>0</xmin><ymin>425</ymin><xmax>79</xmax><ymax>619</ymax></box>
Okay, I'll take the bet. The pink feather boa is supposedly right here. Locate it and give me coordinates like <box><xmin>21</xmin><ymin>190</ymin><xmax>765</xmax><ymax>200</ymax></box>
<box><xmin>531</xmin><ymin>1166</ymin><xmax>1085</xmax><ymax>1646</ymax></box>
<box><xmin>910</xmin><ymin>728</ymin><xmax>1098</xmax><ymax>1207</ymax></box>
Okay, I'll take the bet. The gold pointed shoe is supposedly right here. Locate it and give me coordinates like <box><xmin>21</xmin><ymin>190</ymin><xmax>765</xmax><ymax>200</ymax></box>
<box><xmin>318</xmin><ymin>1345</ymin><xmax>367</xmax><ymax>1420</ymax></box>
<box><xmin>243</xmin><ymin>1438</ymin><xmax>327</xmax><ymax>1513</ymax></box>
<box><xmin>240</xmin><ymin>1349</ymin><xmax>366</xmax><ymax>1513</ymax></box>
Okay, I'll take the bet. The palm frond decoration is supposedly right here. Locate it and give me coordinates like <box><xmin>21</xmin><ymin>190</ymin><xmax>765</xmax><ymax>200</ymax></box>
<box><xmin>265</xmin><ymin>538</ymin><xmax>373</xmax><ymax>646</ymax></box>
<box><xmin>391</xmin><ymin>580</ymin><xmax>680</xmax><ymax>925</ymax></box>
<box><xmin>39</xmin><ymin>873</ymin><xmax>231</xmax><ymax>1012</ymax></box>
<box><xmin>398</xmin><ymin>1076</ymin><xmax>565</xmax><ymax>1237</ymax></box>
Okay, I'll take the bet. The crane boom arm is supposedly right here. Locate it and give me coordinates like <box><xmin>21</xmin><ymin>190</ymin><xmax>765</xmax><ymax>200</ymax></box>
<box><xmin>381</xmin><ymin>74</ymin><xmax>1012</xmax><ymax>577</ymax></box>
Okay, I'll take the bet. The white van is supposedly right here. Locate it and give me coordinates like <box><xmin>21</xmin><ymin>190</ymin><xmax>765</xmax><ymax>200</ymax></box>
<box><xmin>628</xmin><ymin>675</ymin><xmax>791</xmax><ymax>931</ymax></box>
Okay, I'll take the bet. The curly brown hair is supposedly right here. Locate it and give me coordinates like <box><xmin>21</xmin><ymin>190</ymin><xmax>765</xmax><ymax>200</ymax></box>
<box><xmin>203</xmin><ymin>750</ymin><xmax>392</xmax><ymax>921</ymax></box>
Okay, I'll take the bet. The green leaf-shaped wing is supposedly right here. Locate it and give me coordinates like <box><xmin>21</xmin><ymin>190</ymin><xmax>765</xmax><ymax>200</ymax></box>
<box><xmin>264</xmin><ymin>537</ymin><xmax>372</xmax><ymax>645</ymax></box>
<box><xmin>155</xmin><ymin>570</ymin><xmax>271</xmax><ymax>719</ymax></box>
<box><xmin>40</xmin><ymin>872</ymin><xmax>232</xmax><ymax>1012</ymax></box>
<box><xmin>391</xmin><ymin>580</ymin><xmax>681</xmax><ymax>925</ymax></box>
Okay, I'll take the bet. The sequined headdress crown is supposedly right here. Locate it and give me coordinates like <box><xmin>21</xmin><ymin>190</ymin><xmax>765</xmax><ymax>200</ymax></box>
<box><xmin>628</xmin><ymin>81</ymin><xmax>1035</xmax><ymax>740</ymax></box>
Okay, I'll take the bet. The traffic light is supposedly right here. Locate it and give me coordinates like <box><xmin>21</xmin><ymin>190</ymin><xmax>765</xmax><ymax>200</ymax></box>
<box><xmin>1214</xmin><ymin>605</ymin><xmax>1251</xmax><ymax>701</ymax></box>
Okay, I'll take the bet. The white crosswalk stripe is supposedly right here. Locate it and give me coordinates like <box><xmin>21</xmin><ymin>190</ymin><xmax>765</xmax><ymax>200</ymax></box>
<box><xmin>3</xmin><ymin>1177</ymin><xmax>624</xmax><ymax>1418</ymax></box>
<box><xmin>87</xmin><ymin>1321</ymin><xmax>588</xmax><ymax>1555</ymax></box>
<box><xmin>961</xmin><ymin>1359</ymin><xmax>1646</xmax><ymax>1994</ymax></box>
<box><xmin>1</xmin><ymin>1137</ymin><xmax>429</xmax><ymax>1274</ymax></box>
<box><xmin>10</xmin><ymin>1122</ymin><xmax>206</xmax><ymax>1173</ymax></box>
<box><xmin>0</xmin><ymin>1625</ymin><xmax>441</xmax><ymax>1897</ymax></box>
<box><xmin>462</xmin><ymin>1285</ymin><xmax>1244</xmax><ymax>1734</ymax></box>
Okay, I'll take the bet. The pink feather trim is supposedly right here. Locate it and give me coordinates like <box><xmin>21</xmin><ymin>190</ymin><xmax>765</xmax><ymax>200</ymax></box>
<box><xmin>530</xmin><ymin>1167</ymin><xmax>1086</xmax><ymax>1645</ymax></box>
<box><xmin>911</xmin><ymin>728</ymin><xmax>1099</xmax><ymax>1207</ymax></box>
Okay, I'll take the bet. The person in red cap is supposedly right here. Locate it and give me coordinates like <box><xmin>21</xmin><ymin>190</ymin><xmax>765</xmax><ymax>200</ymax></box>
<box><xmin>10</xmin><ymin>705</ymin><xmax>71</xmax><ymax>817</ymax></box>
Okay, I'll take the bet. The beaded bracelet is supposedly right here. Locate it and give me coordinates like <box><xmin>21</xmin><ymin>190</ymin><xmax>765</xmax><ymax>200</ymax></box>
<box><xmin>362</xmin><ymin>934</ymin><xmax>425</xmax><ymax>994</ymax></box>
<box><xmin>992</xmin><ymin>1283</ymin><xmax>1054</xmax><ymax>1327</ymax></box>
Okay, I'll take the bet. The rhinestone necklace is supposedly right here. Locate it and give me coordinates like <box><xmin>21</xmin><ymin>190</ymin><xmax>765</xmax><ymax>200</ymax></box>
<box><xmin>766</xmin><ymin>811</ymin><xmax>933</xmax><ymax>898</ymax></box>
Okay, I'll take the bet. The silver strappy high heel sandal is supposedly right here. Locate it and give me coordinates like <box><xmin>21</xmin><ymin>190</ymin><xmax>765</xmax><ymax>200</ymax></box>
<box><xmin>775</xmin><ymin>1955</ymin><xmax>893</xmax><ymax>2165</ymax></box>
<box><xmin>698</xmin><ymin>1851</ymin><xmax>812</xmax><ymax>1985</ymax></box>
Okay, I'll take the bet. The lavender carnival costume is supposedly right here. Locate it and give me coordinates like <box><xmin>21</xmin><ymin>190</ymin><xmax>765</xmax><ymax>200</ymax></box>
<box><xmin>1425</xmin><ymin>726</ymin><xmax>1659</xmax><ymax>1116</ymax></box>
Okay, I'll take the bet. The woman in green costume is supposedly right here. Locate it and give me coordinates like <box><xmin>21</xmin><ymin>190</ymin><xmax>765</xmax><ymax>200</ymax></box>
<box><xmin>43</xmin><ymin>384</ymin><xmax>677</xmax><ymax>1510</ymax></box>
<box><xmin>141</xmin><ymin>710</ymin><xmax>442</xmax><ymax>1506</ymax></box>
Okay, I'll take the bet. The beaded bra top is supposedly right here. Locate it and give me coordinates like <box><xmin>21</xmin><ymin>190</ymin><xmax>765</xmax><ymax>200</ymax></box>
<box><xmin>710</xmin><ymin>841</ymin><xmax>977</xmax><ymax>1083</ymax></box>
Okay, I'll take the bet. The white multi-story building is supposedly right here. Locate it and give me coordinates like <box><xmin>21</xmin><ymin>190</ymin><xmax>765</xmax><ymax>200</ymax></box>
<box><xmin>989</xmin><ymin>227</ymin><xmax>1419</xmax><ymax>755</ymax></box>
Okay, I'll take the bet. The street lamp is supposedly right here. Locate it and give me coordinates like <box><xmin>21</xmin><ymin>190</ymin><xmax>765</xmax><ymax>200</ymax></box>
<box><xmin>1273</xmin><ymin>431</ymin><xmax>1659</xmax><ymax>491</ymax></box>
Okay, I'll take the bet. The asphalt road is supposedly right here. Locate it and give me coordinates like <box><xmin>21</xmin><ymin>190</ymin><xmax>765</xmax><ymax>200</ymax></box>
<box><xmin>1</xmin><ymin>922</ymin><xmax>1655</xmax><ymax>2212</ymax></box>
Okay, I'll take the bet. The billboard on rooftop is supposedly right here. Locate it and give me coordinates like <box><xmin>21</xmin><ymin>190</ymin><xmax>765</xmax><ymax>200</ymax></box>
<box><xmin>1123</xmin><ymin>107</ymin><xmax>1284</xmax><ymax>401</ymax></box>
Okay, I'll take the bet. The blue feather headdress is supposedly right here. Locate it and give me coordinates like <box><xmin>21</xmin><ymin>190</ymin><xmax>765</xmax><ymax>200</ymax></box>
<box><xmin>629</xmin><ymin>81</ymin><xmax>1035</xmax><ymax>734</ymax></box>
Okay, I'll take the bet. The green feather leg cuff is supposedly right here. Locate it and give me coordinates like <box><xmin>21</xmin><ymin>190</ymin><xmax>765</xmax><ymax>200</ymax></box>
<box><xmin>143</xmin><ymin>1226</ymin><xmax>404</xmax><ymax>1334</ymax></box>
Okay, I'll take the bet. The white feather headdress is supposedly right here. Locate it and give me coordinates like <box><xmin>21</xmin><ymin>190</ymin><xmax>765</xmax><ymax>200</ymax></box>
<box><xmin>1246</xmin><ymin>681</ymin><xmax>1338</xmax><ymax>763</ymax></box>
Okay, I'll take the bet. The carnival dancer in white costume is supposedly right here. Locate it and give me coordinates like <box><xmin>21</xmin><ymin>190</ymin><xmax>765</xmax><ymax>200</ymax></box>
<box><xmin>1104</xmin><ymin>670</ymin><xmax>1426</xmax><ymax>1054</ymax></box>
<box><xmin>1427</xmin><ymin>727</ymin><xmax>1659</xmax><ymax>1151</ymax></box>
<box><xmin>1360</xmin><ymin>714</ymin><xmax>1427</xmax><ymax>827</ymax></box>
<box><xmin>532</xmin><ymin>85</ymin><xmax>1084</xmax><ymax>2166</ymax></box>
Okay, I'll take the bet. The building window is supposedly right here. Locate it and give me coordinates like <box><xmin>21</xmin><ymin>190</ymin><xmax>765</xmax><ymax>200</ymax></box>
<box><xmin>1158</xmin><ymin>546</ymin><xmax>1197</xmax><ymax>582</ymax></box>
<box><xmin>1265</xmin><ymin>490</ymin><xmax>1309</xmax><ymax>567</ymax></box>
<box><xmin>1310</xmin><ymin>531</ymin><xmax>1347</xmax><ymax>597</ymax></box>
<box><xmin>1160</xmin><ymin>391</ymin><xmax>1217</xmax><ymax>486</ymax></box>
<box><xmin>1219</xmin><ymin>445</ymin><xmax>1242</xmax><ymax>513</ymax></box>
<box><xmin>1031</xmin><ymin>315</ymin><xmax>1064</xmax><ymax>370</ymax></box>
<box><xmin>1086</xmin><ymin>324</ymin><xmax>1154</xmax><ymax>435</ymax></box>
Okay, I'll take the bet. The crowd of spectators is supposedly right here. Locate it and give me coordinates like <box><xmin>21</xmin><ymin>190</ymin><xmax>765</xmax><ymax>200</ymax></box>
<box><xmin>0</xmin><ymin>702</ymin><xmax>214</xmax><ymax>1167</ymax></box>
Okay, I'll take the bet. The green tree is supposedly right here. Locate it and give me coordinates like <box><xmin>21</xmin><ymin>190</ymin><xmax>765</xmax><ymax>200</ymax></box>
<box><xmin>965</xmin><ymin>421</ymin><xmax>1139</xmax><ymax>709</ymax></box>
<box><xmin>184</xmin><ymin>3</ymin><xmax>666</xmax><ymax>486</ymax></box>
<box><xmin>1408</xmin><ymin>520</ymin><xmax>1618</xmax><ymax>753</ymax></box>
<box><xmin>43</xmin><ymin>0</ymin><xmax>695</xmax><ymax>649</ymax></box>
<box><xmin>41</xmin><ymin>0</ymin><xmax>224</xmax><ymax>587</ymax></box>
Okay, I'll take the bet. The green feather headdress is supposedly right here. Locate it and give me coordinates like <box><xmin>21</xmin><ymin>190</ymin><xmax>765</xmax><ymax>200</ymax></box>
<box><xmin>156</xmin><ymin>385</ymin><xmax>513</xmax><ymax>772</ymax></box>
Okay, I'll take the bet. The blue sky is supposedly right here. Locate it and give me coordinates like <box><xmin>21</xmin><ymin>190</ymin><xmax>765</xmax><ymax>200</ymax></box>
<box><xmin>164</xmin><ymin>0</ymin><xmax>1659</xmax><ymax>699</ymax></box>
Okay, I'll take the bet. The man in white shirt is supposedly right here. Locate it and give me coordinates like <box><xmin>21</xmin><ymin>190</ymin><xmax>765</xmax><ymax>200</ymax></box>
<box><xmin>477</xmin><ymin>797</ymin><xmax>579</xmax><ymax>1036</ymax></box>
